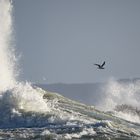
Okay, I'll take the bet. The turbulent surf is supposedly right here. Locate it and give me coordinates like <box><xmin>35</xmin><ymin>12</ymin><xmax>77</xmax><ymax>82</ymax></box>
<box><xmin>0</xmin><ymin>0</ymin><xmax>140</xmax><ymax>139</ymax></box>
<box><xmin>0</xmin><ymin>84</ymin><xmax>140</xmax><ymax>139</ymax></box>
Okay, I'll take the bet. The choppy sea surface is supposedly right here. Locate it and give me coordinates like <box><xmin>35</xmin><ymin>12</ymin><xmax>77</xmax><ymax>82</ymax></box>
<box><xmin>0</xmin><ymin>83</ymin><xmax>140</xmax><ymax>140</ymax></box>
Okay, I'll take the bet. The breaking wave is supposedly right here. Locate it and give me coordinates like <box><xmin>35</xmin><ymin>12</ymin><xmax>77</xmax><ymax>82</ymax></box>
<box><xmin>0</xmin><ymin>0</ymin><xmax>51</xmax><ymax>128</ymax></box>
<box><xmin>96</xmin><ymin>78</ymin><xmax>140</xmax><ymax>123</ymax></box>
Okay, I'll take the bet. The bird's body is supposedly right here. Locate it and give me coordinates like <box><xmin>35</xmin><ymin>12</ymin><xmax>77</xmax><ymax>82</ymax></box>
<box><xmin>94</xmin><ymin>61</ymin><xmax>105</xmax><ymax>69</ymax></box>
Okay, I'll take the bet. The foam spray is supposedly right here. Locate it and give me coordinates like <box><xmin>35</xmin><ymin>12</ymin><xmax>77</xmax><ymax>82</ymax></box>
<box><xmin>0</xmin><ymin>0</ymin><xmax>50</xmax><ymax>113</ymax></box>
<box><xmin>0</xmin><ymin>0</ymin><xmax>16</xmax><ymax>92</ymax></box>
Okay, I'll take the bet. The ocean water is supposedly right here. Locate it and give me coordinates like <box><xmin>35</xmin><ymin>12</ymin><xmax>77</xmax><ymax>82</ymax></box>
<box><xmin>0</xmin><ymin>0</ymin><xmax>140</xmax><ymax>139</ymax></box>
<box><xmin>0</xmin><ymin>83</ymin><xmax>140</xmax><ymax>139</ymax></box>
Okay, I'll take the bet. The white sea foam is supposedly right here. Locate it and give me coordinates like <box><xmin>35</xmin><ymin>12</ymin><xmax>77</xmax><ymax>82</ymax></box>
<box><xmin>94</xmin><ymin>78</ymin><xmax>140</xmax><ymax>123</ymax></box>
<box><xmin>0</xmin><ymin>0</ymin><xmax>17</xmax><ymax>92</ymax></box>
<box><xmin>97</xmin><ymin>78</ymin><xmax>140</xmax><ymax>112</ymax></box>
<box><xmin>114</xmin><ymin>111</ymin><xmax>140</xmax><ymax>123</ymax></box>
<box><xmin>64</xmin><ymin>127</ymin><xmax>96</xmax><ymax>139</ymax></box>
<box><xmin>0</xmin><ymin>0</ymin><xmax>50</xmax><ymax>114</ymax></box>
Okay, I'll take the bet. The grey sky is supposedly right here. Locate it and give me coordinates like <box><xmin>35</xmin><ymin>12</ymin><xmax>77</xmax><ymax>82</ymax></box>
<box><xmin>13</xmin><ymin>0</ymin><xmax>140</xmax><ymax>84</ymax></box>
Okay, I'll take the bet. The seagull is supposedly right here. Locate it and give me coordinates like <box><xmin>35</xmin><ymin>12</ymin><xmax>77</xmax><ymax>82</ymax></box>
<box><xmin>94</xmin><ymin>61</ymin><xmax>105</xmax><ymax>69</ymax></box>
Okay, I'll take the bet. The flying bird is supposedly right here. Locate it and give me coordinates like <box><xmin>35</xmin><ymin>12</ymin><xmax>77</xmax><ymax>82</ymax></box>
<box><xmin>94</xmin><ymin>61</ymin><xmax>105</xmax><ymax>69</ymax></box>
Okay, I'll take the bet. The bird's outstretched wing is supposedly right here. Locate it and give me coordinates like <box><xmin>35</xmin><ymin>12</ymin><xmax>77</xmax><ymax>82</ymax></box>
<box><xmin>101</xmin><ymin>61</ymin><xmax>105</xmax><ymax>67</ymax></box>
<box><xmin>94</xmin><ymin>64</ymin><xmax>100</xmax><ymax>67</ymax></box>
